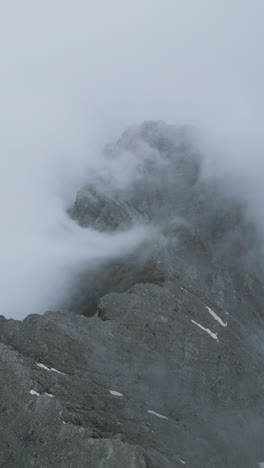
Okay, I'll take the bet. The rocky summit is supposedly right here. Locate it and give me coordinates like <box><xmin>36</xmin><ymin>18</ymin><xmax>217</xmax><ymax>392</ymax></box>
<box><xmin>1</xmin><ymin>122</ymin><xmax>264</xmax><ymax>467</ymax></box>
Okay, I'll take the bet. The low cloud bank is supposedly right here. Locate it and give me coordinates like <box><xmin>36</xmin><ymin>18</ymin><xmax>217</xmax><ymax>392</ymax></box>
<box><xmin>1</xmin><ymin>1</ymin><xmax>264</xmax><ymax>318</ymax></box>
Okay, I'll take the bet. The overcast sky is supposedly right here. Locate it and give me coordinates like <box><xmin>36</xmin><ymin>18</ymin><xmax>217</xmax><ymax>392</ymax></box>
<box><xmin>0</xmin><ymin>1</ymin><xmax>264</xmax><ymax>317</ymax></box>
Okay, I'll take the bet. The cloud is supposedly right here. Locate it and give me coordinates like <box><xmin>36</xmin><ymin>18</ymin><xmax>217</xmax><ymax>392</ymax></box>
<box><xmin>0</xmin><ymin>1</ymin><xmax>263</xmax><ymax>317</ymax></box>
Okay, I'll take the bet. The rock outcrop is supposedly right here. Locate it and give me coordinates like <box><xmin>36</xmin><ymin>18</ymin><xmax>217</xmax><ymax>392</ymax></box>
<box><xmin>1</xmin><ymin>122</ymin><xmax>264</xmax><ymax>467</ymax></box>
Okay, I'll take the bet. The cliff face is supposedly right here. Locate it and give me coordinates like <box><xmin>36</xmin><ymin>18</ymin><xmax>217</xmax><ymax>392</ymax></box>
<box><xmin>68</xmin><ymin>121</ymin><xmax>262</xmax><ymax>316</ymax></box>
<box><xmin>1</xmin><ymin>122</ymin><xmax>264</xmax><ymax>468</ymax></box>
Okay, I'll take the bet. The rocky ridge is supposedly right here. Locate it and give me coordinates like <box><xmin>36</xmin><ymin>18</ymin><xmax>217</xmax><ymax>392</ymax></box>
<box><xmin>1</xmin><ymin>122</ymin><xmax>264</xmax><ymax>467</ymax></box>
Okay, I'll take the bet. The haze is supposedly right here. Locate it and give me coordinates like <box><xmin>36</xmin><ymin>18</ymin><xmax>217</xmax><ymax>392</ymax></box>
<box><xmin>0</xmin><ymin>1</ymin><xmax>264</xmax><ymax>318</ymax></box>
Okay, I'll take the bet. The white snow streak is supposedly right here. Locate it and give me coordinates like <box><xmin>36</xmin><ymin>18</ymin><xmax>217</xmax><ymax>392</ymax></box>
<box><xmin>30</xmin><ymin>389</ymin><xmax>54</xmax><ymax>398</ymax></box>
<box><xmin>109</xmin><ymin>390</ymin><xmax>124</xmax><ymax>397</ymax></box>
<box><xmin>191</xmin><ymin>320</ymin><xmax>218</xmax><ymax>341</ymax></box>
<box><xmin>147</xmin><ymin>410</ymin><xmax>168</xmax><ymax>420</ymax></box>
<box><xmin>50</xmin><ymin>367</ymin><xmax>65</xmax><ymax>375</ymax></box>
<box><xmin>206</xmin><ymin>306</ymin><xmax>227</xmax><ymax>327</ymax></box>
<box><xmin>36</xmin><ymin>362</ymin><xmax>65</xmax><ymax>375</ymax></box>
<box><xmin>36</xmin><ymin>362</ymin><xmax>50</xmax><ymax>371</ymax></box>
<box><xmin>179</xmin><ymin>460</ymin><xmax>186</xmax><ymax>465</ymax></box>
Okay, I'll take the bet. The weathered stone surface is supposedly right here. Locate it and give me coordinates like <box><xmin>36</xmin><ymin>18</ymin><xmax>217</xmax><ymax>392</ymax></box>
<box><xmin>1</xmin><ymin>122</ymin><xmax>264</xmax><ymax>467</ymax></box>
<box><xmin>68</xmin><ymin>121</ymin><xmax>263</xmax><ymax>315</ymax></box>
<box><xmin>1</xmin><ymin>274</ymin><xmax>264</xmax><ymax>466</ymax></box>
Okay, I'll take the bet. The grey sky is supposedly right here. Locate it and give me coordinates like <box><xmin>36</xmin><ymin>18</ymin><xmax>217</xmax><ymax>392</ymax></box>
<box><xmin>0</xmin><ymin>1</ymin><xmax>264</xmax><ymax>317</ymax></box>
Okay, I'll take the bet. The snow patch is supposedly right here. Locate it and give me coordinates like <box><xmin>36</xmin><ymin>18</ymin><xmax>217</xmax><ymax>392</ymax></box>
<box><xmin>36</xmin><ymin>362</ymin><xmax>50</xmax><ymax>371</ymax></box>
<box><xmin>180</xmin><ymin>287</ymin><xmax>189</xmax><ymax>293</ymax></box>
<box><xmin>259</xmin><ymin>462</ymin><xmax>264</xmax><ymax>468</ymax></box>
<box><xmin>206</xmin><ymin>306</ymin><xmax>227</xmax><ymax>327</ymax></box>
<box><xmin>30</xmin><ymin>389</ymin><xmax>54</xmax><ymax>398</ymax></box>
<box><xmin>36</xmin><ymin>362</ymin><xmax>65</xmax><ymax>375</ymax></box>
<box><xmin>109</xmin><ymin>390</ymin><xmax>123</xmax><ymax>397</ymax></box>
<box><xmin>179</xmin><ymin>460</ymin><xmax>186</xmax><ymax>465</ymax></box>
<box><xmin>50</xmin><ymin>367</ymin><xmax>65</xmax><ymax>375</ymax></box>
<box><xmin>191</xmin><ymin>320</ymin><xmax>218</xmax><ymax>341</ymax></box>
<box><xmin>147</xmin><ymin>410</ymin><xmax>168</xmax><ymax>420</ymax></box>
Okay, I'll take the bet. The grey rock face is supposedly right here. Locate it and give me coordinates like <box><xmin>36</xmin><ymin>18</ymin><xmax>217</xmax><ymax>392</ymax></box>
<box><xmin>1</xmin><ymin>122</ymin><xmax>264</xmax><ymax>467</ymax></box>
<box><xmin>1</xmin><ymin>279</ymin><xmax>264</xmax><ymax>467</ymax></box>
<box><xmin>68</xmin><ymin>121</ymin><xmax>263</xmax><ymax>315</ymax></box>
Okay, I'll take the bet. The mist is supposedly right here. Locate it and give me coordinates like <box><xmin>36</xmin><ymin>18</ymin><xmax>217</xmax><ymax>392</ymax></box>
<box><xmin>1</xmin><ymin>1</ymin><xmax>264</xmax><ymax>318</ymax></box>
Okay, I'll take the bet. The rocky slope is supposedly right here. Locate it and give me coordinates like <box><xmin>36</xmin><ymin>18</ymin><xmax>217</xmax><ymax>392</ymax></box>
<box><xmin>1</xmin><ymin>122</ymin><xmax>264</xmax><ymax>467</ymax></box>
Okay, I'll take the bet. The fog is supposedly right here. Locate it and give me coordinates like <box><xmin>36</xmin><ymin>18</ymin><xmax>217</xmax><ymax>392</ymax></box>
<box><xmin>0</xmin><ymin>1</ymin><xmax>264</xmax><ymax>318</ymax></box>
